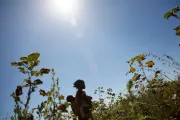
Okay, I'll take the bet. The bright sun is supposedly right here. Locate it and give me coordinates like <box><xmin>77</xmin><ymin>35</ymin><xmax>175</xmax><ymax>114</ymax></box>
<box><xmin>52</xmin><ymin>0</ymin><xmax>77</xmax><ymax>17</ymax></box>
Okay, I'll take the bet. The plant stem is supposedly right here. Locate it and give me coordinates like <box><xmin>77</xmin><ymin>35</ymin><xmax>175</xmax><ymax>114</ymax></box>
<box><xmin>25</xmin><ymin>70</ymin><xmax>32</xmax><ymax>110</ymax></box>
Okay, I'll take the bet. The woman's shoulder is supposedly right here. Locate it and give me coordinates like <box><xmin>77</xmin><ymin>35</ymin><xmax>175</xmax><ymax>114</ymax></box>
<box><xmin>76</xmin><ymin>90</ymin><xmax>86</xmax><ymax>95</ymax></box>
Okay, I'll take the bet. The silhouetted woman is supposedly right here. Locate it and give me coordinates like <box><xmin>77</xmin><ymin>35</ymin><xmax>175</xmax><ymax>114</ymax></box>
<box><xmin>73</xmin><ymin>79</ymin><xmax>94</xmax><ymax>120</ymax></box>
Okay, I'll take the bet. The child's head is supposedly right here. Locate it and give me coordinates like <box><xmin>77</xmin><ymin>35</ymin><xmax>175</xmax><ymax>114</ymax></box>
<box><xmin>73</xmin><ymin>79</ymin><xmax>85</xmax><ymax>89</ymax></box>
<box><xmin>66</xmin><ymin>95</ymin><xmax>75</xmax><ymax>102</ymax></box>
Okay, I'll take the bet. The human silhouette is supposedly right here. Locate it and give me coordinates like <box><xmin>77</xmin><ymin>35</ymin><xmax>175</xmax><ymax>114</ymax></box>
<box><xmin>66</xmin><ymin>95</ymin><xmax>94</xmax><ymax>120</ymax></box>
<box><xmin>72</xmin><ymin>79</ymin><xmax>94</xmax><ymax>120</ymax></box>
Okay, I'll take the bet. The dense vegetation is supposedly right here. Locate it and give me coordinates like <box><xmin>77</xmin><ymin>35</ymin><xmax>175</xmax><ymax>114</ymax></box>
<box><xmin>2</xmin><ymin>4</ymin><xmax>180</xmax><ymax>120</ymax></box>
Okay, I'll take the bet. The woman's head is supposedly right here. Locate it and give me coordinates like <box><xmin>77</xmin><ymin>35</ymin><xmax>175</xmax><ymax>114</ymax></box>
<box><xmin>73</xmin><ymin>79</ymin><xmax>85</xmax><ymax>89</ymax></box>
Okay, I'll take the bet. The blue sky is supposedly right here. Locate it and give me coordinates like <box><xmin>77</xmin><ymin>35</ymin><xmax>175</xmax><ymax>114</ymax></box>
<box><xmin>0</xmin><ymin>0</ymin><xmax>180</xmax><ymax>118</ymax></box>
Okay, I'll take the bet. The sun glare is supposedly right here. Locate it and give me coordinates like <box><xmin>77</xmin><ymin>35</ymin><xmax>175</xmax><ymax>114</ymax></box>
<box><xmin>52</xmin><ymin>0</ymin><xmax>77</xmax><ymax>17</ymax></box>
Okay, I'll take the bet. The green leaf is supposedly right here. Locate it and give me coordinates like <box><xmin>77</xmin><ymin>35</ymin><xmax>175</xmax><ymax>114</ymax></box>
<box><xmin>172</xmin><ymin>6</ymin><xmax>180</xmax><ymax>14</ymax></box>
<box><xmin>35</xmin><ymin>72</ymin><xmax>40</xmax><ymax>77</ymax></box>
<box><xmin>164</xmin><ymin>11</ymin><xmax>172</xmax><ymax>19</ymax></box>
<box><xmin>18</xmin><ymin>67</ymin><xmax>26</xmax><ymax>74</ymax></box>
<box><xmin>173</xmin><ymin>25</ymin><xmax>180</xmax><ymax>31</ymax></box>
<box><xmin>11</xmin><ymin>62</ymin><xmax>23</xmax><ymax>66</ymax></box>
<box><xmin>11</xmin><ymin>62</ymin><xmax>18</xmax><ymax>66</ymax></box>
<box><xmin>48</xmin><ymin>97</ymin><xmax>52</xmax><ymax>102</ymax></box>
<box><xmin>135</xmin><ymin>85</ymin><xmax>139</xmax><ymax>89</ymax></box>
<box><xmin>31</xmin><ymin>70</ymin><xmax>37</xmax><ymax>76</ymax></box>
<box><xmin>15</xmin><ymin>96</ymin><xmax>20</xmax><ymax>102</ymax></box>
<box><xmin>17</xmin><ymin>62</ymin><xmax>23</xmax><ymax>66</ymax></box>
<box><xmin>34</xmin><ymin>79</ymin><xmax>43</xmax><ymax>85</ymax></box>
<box><xmin>27</xmin><ymin>52</ymin><xmax>40</xmax><ymax>62</ymax></box>
<box><xmin>40</xmin><ymin>68</ymin><xmax>50</xmax><ymax>75</ymax></box>
<box><xmin>20</xmin><ymin>57</ymin><xmax>27</xmax><ymax>61</ymax></box>
<box><xmin>129</xmin><ymin>67</ymin><xmax>136</xmax><ymax>73</ymax></box>
<box><xmin>127</xmin><ymin>80</ymin><xmax>133</xmax><ymax>91</ymax></box>
<box><xmin>64</xmin><ymin>102</ymin><xmax>69</xmax><ymax>108</ymax></box>
<box><xmin>32</xmin><ymin>60</ymin><xmax>40</xmax><ymax>66</ymax></box>
<box><xmin>176</xmin><ymin>31</ymin><xmax>180</xmax><ymax>36</ymax></box>
<box><xmin>20</xmin><ymin>57</ymin><xmax>28</xmax><ymax>64</ymax></box>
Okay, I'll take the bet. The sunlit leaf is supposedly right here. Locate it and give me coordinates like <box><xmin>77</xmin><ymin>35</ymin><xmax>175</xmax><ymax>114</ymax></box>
<box><xmin>129</xmin><ymin>67</ymin><xmax>136</xmax><ymax>73</ymax></box>
<box><xmin>164</xmin><ymin>11</ymin><xmax>172</xmax><ymax>19</ymax></box>
<box><xmin>27</xmin><ymin>52</ymin><xmax>40</xmax><ymax>62</ymax></box>
<box><xmin>138</xmin><ymin>54</ymin><xmax>145</xmax><ymax>61</ymax></box>
<box><xmin>32</xmin><ymin>60</ymin><xmax>40</xmax><ymax>67</ymax></box>
<box><xmin>145</xmin><ymin>61</ymin><xmax>155</xmax><ymax>68</ymax></box>
<box><xmin>31</xmin><ymin>70</ymin><xmax>38</xmax><ymax>76</ymax></box>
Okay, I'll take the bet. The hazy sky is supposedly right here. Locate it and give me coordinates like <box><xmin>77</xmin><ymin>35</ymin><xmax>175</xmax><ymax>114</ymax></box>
<box><xmin>0</xmin><ymin>0</ymin><xmax>180</xmax><ymax>118</ymax></box>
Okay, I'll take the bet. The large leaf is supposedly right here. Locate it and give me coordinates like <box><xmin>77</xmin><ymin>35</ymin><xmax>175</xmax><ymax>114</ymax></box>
<box><xmin>34</xmin><ymin>79</ymin><xmax>43</xmax><ymax>85</ymax></box>
<box><xmin>27</xmin><ymin>52</ymin><xmax>40</xmax><ymax>62</ymax></box>
<box><xmin>164</xmin><ymin>11</ymin><xmax>172</xmax><ymax>19</ymax></box>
